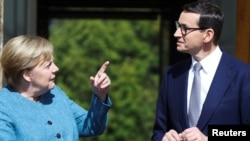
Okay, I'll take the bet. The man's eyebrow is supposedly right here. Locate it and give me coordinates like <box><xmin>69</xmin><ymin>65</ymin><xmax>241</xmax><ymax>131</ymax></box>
<box><xmin>178</xmin><ymin>22</ymin><xmax>187</xmax><ymax>27</ymax></box>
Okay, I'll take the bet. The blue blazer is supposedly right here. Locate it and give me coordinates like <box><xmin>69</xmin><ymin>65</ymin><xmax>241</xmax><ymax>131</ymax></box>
<box><xmin>0</xmin><ymin>86</ymin><xmax>112</xmax><ymax>141</ymax></box>
<box><xmin>152</xmin><ymin>51</ymin><xmax>250</xmax><ymax>140</ymax></box>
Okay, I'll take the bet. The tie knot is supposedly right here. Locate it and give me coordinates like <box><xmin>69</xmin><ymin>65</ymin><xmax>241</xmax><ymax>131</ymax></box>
<box><xmin>193</xmin><ymin>63</ymin><xmax>202</xmax><ymax>72</ymax></box>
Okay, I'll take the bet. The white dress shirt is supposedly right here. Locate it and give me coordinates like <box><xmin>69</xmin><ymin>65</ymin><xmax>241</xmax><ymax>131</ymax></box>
<box><xmin>187</xmin><ymin>46</ymin><xmax>222</xmax><ymax>112</ymax></box>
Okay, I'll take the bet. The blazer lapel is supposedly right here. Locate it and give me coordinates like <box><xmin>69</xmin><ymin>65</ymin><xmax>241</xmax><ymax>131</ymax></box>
<box><xmin>197</xmin><ymin>53</ymin><xmax>235</xmax><ymax>130</ymax></box>
<box><xmin>172</xmin><ymin>59</ymin><xmax>192</xmax><ymax>129</ymax></box>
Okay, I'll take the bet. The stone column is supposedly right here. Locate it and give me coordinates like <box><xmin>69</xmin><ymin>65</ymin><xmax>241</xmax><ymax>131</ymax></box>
<box><xmin>0</xmin><ymin>0</ymin><xmax>3</xmax><ymax>88</ymax></box>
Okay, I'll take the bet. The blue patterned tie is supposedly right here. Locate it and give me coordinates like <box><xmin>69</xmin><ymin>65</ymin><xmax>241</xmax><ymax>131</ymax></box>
<box><xmin>189</xmin><ymin>63</ymin><xmax>202</xmax><ymax>127</ymax></box>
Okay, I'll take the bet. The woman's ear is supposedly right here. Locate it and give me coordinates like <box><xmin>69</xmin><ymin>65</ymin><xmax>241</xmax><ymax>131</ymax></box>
<box><xmin>203</xmin><ymin>28</ymin><xmax>214</xmax><ymax>43</ymax></box>
<box><xmin>23</xmin><ymin>70</ymin><xmax>32</xmax><ymax>82</ymax></box>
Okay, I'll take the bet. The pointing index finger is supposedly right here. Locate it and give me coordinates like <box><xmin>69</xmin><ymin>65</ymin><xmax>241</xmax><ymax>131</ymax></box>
<box><xmin>96</xmin><ymin>61</ymin><xmax>110</xmax><ymax>76</ymax></box>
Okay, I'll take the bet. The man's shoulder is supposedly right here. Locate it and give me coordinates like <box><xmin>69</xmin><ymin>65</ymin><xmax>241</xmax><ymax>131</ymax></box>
<box><xmin>221</xmin><ymin>52</ymin><xmax>250</xmax><ymax>69</ymax></box>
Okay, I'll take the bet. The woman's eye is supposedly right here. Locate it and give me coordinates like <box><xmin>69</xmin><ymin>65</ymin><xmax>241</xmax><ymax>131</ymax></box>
<box><xmin>46</xmin><ymin>62</ymin><xmax>52</xmax><ymax>68</ymax></box>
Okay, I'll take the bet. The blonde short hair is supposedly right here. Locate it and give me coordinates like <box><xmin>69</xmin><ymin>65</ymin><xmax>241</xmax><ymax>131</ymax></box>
<box><xmin>0</xmin><ymin>35</ymin><xmax>53</xmax><ymax>89</ymax></box>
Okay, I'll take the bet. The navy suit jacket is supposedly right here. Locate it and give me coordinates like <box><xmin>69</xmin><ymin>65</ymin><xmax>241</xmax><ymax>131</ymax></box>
<box><xmin>152</xmin><ymin>51</ymin><xmax>250</xmax><ymax>141</ymax></box>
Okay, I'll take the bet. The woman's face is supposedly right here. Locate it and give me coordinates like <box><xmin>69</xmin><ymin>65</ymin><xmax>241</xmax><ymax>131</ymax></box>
<box><xmin>28</xmin><ymin>58</ymin><xmax>59</xmax><ymax>95</ymax></box>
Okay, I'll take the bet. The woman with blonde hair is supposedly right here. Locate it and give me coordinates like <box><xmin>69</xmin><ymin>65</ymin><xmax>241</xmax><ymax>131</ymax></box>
<box><xmin>0</xmin><ymin>35</ymin><xmax>112</xmax><ymax>140</ymax></box>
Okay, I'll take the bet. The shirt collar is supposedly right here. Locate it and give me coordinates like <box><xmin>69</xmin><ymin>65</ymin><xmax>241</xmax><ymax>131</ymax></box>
<box><xmin>191</xmin><ymin>46</ymin><xmax>222</xmax><ymax>74</ymax></box>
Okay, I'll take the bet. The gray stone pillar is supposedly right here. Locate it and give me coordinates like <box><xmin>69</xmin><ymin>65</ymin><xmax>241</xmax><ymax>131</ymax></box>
<box><xmin>0</xmin><ymin>0</ymin><xmax>3</xmax><ymax>88</ymax></box>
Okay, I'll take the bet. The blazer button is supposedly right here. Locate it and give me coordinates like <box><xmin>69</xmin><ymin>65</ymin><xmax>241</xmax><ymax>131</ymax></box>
<box><xmin>47</xmin><ymin>120</ymin><xmax>52</xmax><ymax>125</ymax></box>
<box><xmin>56</xmin><ymin>133</ymin><xmax>61</xmax><ymax>138</ymax></box>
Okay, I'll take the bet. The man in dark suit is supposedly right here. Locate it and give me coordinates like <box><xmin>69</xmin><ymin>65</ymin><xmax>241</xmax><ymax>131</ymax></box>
<box><xmin>152</xmin><ymin>1</ymin><xmax>250</xmax><ymax>141</ymax></box>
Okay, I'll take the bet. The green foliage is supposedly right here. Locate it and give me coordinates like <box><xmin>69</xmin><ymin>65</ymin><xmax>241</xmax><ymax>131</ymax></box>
<box><xmin>49</xmin><ymin>19</ymin><xmax>160</xmax><ymax>141</ymax></box>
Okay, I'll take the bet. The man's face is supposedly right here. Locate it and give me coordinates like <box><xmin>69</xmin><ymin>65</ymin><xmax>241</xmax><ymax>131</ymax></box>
<box><xmin>174</xmin><ymin>12</ymin><xmax>205</xmax><ymax>56</ymax></box>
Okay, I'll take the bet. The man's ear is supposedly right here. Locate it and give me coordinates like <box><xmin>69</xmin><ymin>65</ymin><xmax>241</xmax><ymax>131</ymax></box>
<box><xmin>23</xmin><ymin>70</ymin><xmax>32</xmax><ymax>82</ymax></box>
<box><xmin>203</xmin><ymin>28</ymin><xmax>214</xmax><ymax>43</ymax></box>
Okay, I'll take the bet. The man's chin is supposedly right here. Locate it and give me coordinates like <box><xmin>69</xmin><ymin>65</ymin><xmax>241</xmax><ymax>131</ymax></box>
<box><xmin>176</xmin><ymin>47</ymin><xmax>187</xmax><ymax>53</ymax></box>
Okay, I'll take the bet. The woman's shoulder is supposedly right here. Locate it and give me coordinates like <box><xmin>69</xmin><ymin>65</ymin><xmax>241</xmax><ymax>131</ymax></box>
<box><xmin>0</xmin><ymin>87</ymin><xmax>18</xmax><ymax>101</ymax></box>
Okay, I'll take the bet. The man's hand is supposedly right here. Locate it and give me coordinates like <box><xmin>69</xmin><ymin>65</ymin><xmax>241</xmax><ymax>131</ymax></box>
<box><xmin>162</xmin><ymin>129</ymin><xmax>183</xmax><ymax>141</ymax></box>
<box><xmin>181</xmin><ymin>127</ymin><xmax>208</xmax><ymax>141</ymax></box>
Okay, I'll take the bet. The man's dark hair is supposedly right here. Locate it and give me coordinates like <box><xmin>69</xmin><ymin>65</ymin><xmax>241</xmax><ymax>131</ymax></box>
<box><xmin>183</xmin><ymin>0</ymin><xmax>224</xmax><ymax>44</ymax></box>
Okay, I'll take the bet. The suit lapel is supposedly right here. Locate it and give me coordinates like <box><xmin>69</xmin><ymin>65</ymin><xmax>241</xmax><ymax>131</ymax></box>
<box><xmin>197</xmin><ymin>53</ymin><xmax>235</xmax><ymax>130</ymax></box>
<box><xmin>172</xmin><ymin>59</ymin><xmax>192</xmax><ymax>129</ymax></box>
